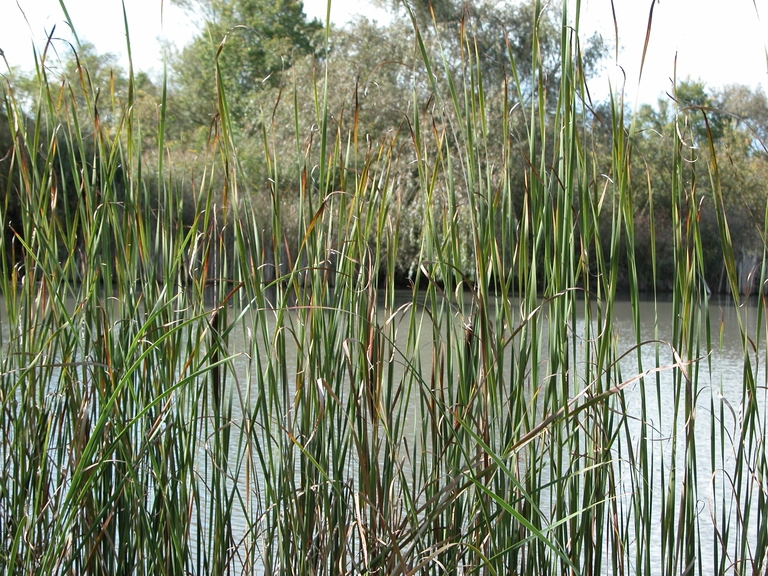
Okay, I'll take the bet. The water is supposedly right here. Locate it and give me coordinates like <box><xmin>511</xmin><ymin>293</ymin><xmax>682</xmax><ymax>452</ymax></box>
<box><xmin>221</xmin><ymin>293</ymin><xmax>764</xmax><ymax>572</ymax></box>
<box><xmin>217</xmin><ymin>293</ymin><xmax>765</xmax><ymax>573</ymax></box>
<box><xmin>1</xmin><ymin>290</ymin><xmax>765</xmax><ymax>573</ymax></box>
<box><xmin>590</xmin><ymin>297</ymin><xmax>767</xmax><ymax>575</ymax></box>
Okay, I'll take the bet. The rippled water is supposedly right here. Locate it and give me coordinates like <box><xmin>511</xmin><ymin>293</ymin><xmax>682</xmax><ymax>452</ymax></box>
<box><xmin>3</xmin><ymin>291</ymin><xmax>763</xmax><ymax>573</ymax></box>
<box><xmin>213</xmin><ymin>292</ymin><xmax>766</xmax><ymax>574</ymax></box>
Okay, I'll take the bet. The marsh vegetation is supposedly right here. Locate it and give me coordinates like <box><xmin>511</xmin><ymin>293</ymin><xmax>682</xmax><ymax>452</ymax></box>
<box><xmin>1</xmin><ymin>0</ymin><xmax>767</xmax><ymax>574</ymax></box>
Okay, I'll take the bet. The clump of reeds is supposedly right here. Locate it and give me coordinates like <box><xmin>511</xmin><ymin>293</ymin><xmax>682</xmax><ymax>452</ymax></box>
<box><xmin>0</xmin><ymin>1</ymin><xmax>766</xmax><ymax>574</ymax></box>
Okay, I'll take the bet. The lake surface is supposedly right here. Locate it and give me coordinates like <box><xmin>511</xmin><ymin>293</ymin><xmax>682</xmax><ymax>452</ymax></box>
<box><xmin>211</xmin><ymin>292</ymin><xmax>766</xmax><ymax>574</ymax></box>
<box><xmin>584</xmin><ymin>297</ymin><xmax>765</xmax><ymax>574</ymax></box>
<box><xmin>2</xmin><ymin>290</ymin><xmax>764</xmax><ymax>574</ymax></box>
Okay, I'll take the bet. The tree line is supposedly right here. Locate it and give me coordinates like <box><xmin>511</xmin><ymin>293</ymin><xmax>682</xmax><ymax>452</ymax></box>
<box><xmin>2</xmin><ymin>0</ymin><xmax>767</xmax><ymax>293</ymax></box>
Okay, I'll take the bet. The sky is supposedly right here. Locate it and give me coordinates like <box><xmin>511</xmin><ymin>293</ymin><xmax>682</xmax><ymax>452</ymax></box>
<box><xmin>1</xmin><ymin>0</ymin><xmax>767</xmax><ymax>105</ymax></box>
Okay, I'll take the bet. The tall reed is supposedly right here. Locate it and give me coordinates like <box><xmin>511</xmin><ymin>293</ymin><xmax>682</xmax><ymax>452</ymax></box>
<box><xmin>0</xmin><ymin>1</ymin><xmax>766</xmax><ymax>574</ymax></box>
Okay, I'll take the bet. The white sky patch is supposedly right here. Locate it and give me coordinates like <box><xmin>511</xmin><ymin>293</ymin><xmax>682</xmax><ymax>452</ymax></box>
<box><xmin>580</xmin><ymin>0</ymin><xmax>768</xmax><ymax>103</ymax></box>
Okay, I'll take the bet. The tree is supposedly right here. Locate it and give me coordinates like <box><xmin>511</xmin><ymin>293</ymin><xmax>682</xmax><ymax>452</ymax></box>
<box><xmin>368</xmin><ymin>0</ymin><xmax>605</xmax><ymax>106</ymax></box>
<box><xmin>630</xmin><ymin>80</ymin><xmax>768</xmax><ymax>292</ymax></box>
<box><xmin>169</xmin><ymin>0</ymin><xmax>322</xmax><ymax>133</ymax></box>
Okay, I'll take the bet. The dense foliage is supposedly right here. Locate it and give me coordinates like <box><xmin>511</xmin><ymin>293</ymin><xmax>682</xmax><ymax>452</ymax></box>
<box><xmin>3</xmin><ymin>1</ymin><xmax>766</xmax><ymax>293</ymax></box>
<box><xmin>1</xmin><ymin>3</ymin><xmax>767</xmax><ymax>573</ymax></box>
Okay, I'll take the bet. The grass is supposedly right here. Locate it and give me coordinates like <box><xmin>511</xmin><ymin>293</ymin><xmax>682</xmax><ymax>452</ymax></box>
<box><xmin>1</xmin><ymin>0</ymin><xmax>767</xmax><ymax>574</ymax></box>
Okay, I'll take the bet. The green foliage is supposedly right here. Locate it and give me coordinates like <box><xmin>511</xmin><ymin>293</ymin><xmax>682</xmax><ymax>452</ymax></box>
<box><xmin>169</xmin><ymin>0</ymin><xmax>322</xmax><ymax>132</ymax></box>
<box><xmin>630</xmin><ymin>79</ymin><xmax>768</xmax><ymax>292</ymax></box>
<box><xmin>3</xmin><ymin>3</ymin><xmax>768</xmax><ymax>574</ymax></box>
<box><xmin>238</xmin><ymin>0</ymin><xmax>608</xmax><ymax>283</ymax></box>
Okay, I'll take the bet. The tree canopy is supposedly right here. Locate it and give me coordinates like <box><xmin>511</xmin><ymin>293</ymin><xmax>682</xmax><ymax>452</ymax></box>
<box><xmin>8</xmin><ymin>0</ymin><xmax>767</xmax><ymax>293</ymax></box>
<box><xmin>169</xmin><ymin>0</ymin><xmax>322</xmax><ymax>131</ymax></box>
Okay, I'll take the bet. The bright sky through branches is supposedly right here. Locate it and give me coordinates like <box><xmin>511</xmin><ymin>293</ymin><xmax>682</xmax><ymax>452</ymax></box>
<box><xmin>1</xmin><ymin>0</ymin><xmax>767</xmax><ymax>105</ymax></box>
